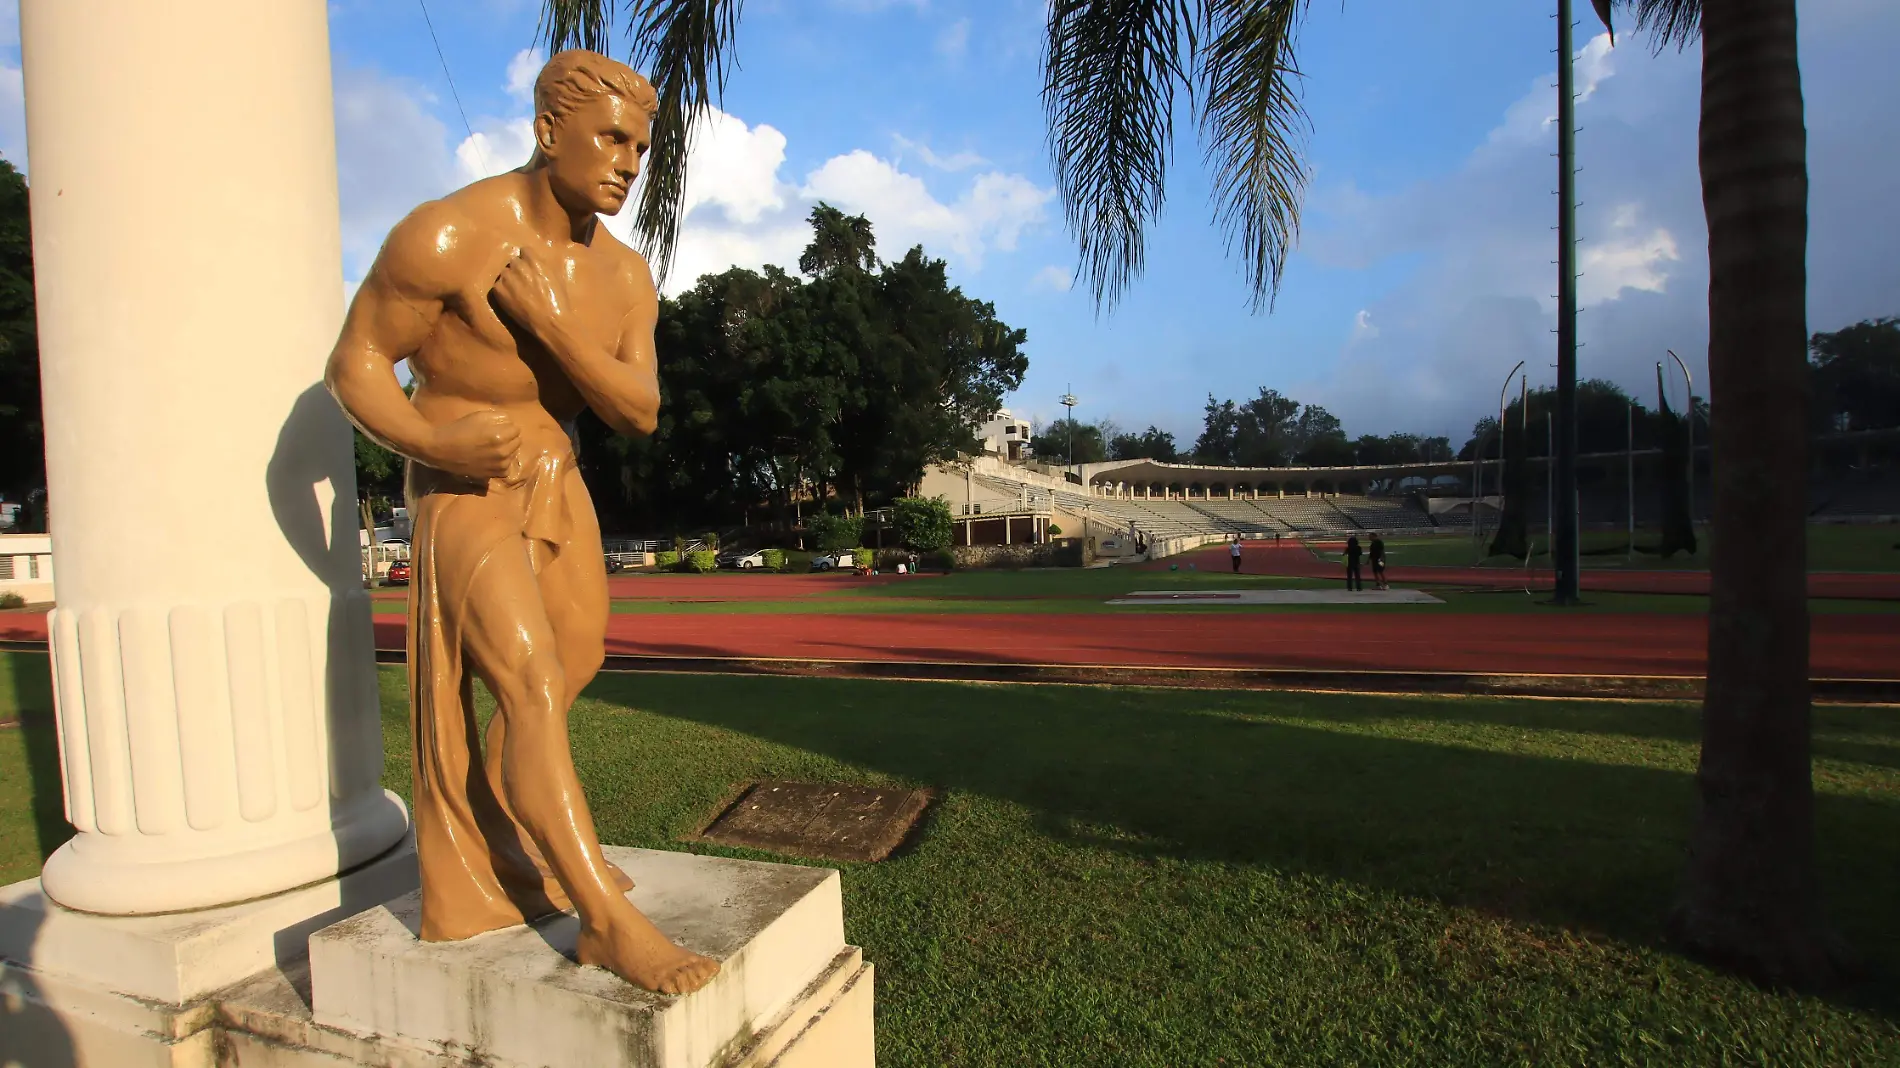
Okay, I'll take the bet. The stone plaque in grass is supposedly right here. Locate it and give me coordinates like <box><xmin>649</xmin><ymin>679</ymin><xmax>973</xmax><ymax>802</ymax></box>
<box><xmin>697</xmin><ymin>781</ymin><xmax>934</xmax><ymax>863</ymax></box>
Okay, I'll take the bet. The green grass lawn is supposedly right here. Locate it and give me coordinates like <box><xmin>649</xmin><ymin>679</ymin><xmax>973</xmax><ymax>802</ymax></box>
<box><xmin>6</xmin><ymin>655</ymin><xmax>1899</xmax><ymax>1065</ymax></box>
<box><xmin>1336</xmin><ymin>523</ymin><xmax>1900</xmax><ymax>572</ymax></box>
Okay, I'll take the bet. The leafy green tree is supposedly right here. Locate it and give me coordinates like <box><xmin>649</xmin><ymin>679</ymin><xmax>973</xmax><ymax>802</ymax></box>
<box><xmin>0</xmin><ymin>158</ymin><xmax>43</xmax><ymax>516</ymax></box>
<box><xmin>1809</xmin><ymin>316</ymin><xmax>1899</xmax><ymax>434</ymax></box>
<box><xmin>891</xmin><ymin>496</ymin><xmax>953</xmax><ymax>552</ymax></box>
<box><xmin>1031</xmin><ymin>418</ymin><xmax>1105</xmax><ymax>465</ymax></box>
<box><xmin>804</xmin><ymin>511</ymin><xmax>863</xmax><ymax>553</ymax></box>
<box><xmin>799</xmin><ymin>203</ymin><xmax>878</xmax><ymax>277</ymax></box>
<box><xmin>1109</xmin><ymin>425</ymin><xmax>1178</xmax><ymax>461</ymax></box>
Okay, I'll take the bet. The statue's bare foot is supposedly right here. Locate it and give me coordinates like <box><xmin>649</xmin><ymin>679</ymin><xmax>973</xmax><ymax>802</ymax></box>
<box><xmin>575</xmin><ymin>906</ymin><xmax>721</xmax><ymax>995</ymax></box>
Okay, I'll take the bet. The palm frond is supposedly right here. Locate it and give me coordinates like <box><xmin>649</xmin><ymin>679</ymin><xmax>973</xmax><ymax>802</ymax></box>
<box><xmin>1626</xmin><ymin>0</ymin><xmax>1700</xmax><ymax>51</ymax></box>
<box><xmin>1042</xmin><ymin>0</ymin><xmax>1199</xmax><ymax>313</ymax></box>
<box><xmin>540</xmin><ymin>1</ymin><xmax>745</xmax><ymax>285</ymax></box>
<box><xmin>539</xmin><ymin>0</ymin><xmax>620</xmax><ymax>54</ymax></box>
<box><xmin>1196</xmin><ymin>0</ymin><xmax>1310</xmax><ymax>312</ymax></box>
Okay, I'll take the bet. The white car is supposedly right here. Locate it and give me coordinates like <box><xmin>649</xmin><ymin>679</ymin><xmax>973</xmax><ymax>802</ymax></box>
<box><xmin>809</xmin><ymin>552</ymin><xmax>852</xmax><ymax>571</ymax></box>
<box><xmin>718</xmin><ymin>549</ymin><xmax>769</xmax><ymax>570</ymax></box>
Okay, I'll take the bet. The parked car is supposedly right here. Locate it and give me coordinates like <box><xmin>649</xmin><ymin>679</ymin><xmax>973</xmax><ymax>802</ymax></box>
<box><xmin>716</xmin><ymin>549</ymin><xmax>769</xmax><ymax>570</ymax></box>
<box><xmin>809</xmin><ymin>552</ymin><xmax>850</xmax><ymax>571</ymax></box>
<box><xmin>383</xmin><ymin>559</ymin><xmax>412</xmax><ymax>586</ymax></box>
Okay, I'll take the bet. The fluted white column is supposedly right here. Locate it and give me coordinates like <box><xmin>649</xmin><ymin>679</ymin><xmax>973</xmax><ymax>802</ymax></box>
<box><xmin>23</xmin><ymin>0</ymin><xmax>408</xmax><ymax>914</ymax></box>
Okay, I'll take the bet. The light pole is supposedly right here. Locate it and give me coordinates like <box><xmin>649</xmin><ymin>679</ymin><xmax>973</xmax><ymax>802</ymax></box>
<box><xmin>1551</xmin><ymin>0</ymin><xmax>1583</xmax><ymax>604</ymax></box>
<box><xmin>1666</xmin><ymin>349</ymin><xmax>1696</xmax><ymax>525</ymax></box>
<box><xmin>1484</xmin><ymin>360</ymin><xmax>1526</xmax><ymax>556</ymax></box>
<box><xmin>1059</xmin><ymin>387</ymin><xmax>1078</xmax><ymax>470</ymax></box>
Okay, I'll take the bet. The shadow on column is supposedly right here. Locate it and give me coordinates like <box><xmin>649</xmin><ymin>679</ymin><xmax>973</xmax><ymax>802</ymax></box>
<box><xmin>267</xmin><ymin>382</ymin><xmax>386</xmax><ymax>832</ymax></box>
<box><xmin>264</xmin><ymin>384</ymin><xmax>414</xmax><ymax>1005</ymax></box>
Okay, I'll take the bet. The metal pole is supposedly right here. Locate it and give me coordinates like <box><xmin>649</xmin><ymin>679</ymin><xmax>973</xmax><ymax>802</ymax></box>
<box><xmin>1627</xmin><ymin>400</ymin><xmax>1635</xmax><ymax>560</ymax></box>
<box><xmin>1552</xmin><ymin>0</ymin><xmax>1582</xmax><ymax>603</ymax></box>
<box><xmin>1667</xmin><ymin>348</ymin><xmax>1695</xmax><ymax>527</ymax></box>
<box><xmin>1546</xmin><ymin>410</ymin><xmax>1554</xmax><ymax>563</ymax></box>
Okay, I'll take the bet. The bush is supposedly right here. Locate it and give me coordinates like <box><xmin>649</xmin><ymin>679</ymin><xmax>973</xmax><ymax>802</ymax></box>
<box><xmin>852</xmin><ymin>548</ymin><xmax>874</xmax><ymax>570</ymax></box>
<box><xmin>687</xmin><ymin>550</ymin><xmax>717</xmax><ymax>573</ymax></box>
<box><xmin>892</xmin><ymin>496</ymin><xmax>954</xmax><ymax>552</ymax></box>
<box><xmin>0</xmin><ymin>591</ymin><xmax>25</xmax><ymax>610</ymax></box>
<box><xmin>933</xmin><ymin>548</ymin><xmax>957</xmax><ymax>571</ymax></box>
<box><xmin>806</xmin><ymin>512</ymin><xmax>864</xmax><ymax>553</ymax></box>
<box><xmin>1046</xmin><ymin>523</ymin><xmax>1063</xmax><ymax>536</ymax></box>
<box><xmin>655</xmin><ymin>550</ymin><xmax>680</xmax><ymax>570</ymax></box>
<box><xmin>761</xmin><ymin>548</ymin><xmax>787</xmax><ymax>570</ymax></box>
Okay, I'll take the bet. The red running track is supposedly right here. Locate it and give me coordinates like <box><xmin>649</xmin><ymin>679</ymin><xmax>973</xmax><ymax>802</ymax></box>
<box><xmin>1176</xmin><ymin>541</ymin><xmax>1900</xmax><ymax>600</ymax></box>
<box><xmin>6</xmin><ymin>610</ymin><xmax>1894</xmax><ymax>679</ymax></box>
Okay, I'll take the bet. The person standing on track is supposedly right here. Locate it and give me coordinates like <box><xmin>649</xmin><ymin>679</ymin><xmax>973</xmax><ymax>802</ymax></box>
<box><xmin>1345</xmin><ymin>535</ymin><xmax>1364</xmax><ymax>592</ymax></box>
<box><xmin>1230</xmin><ymin>535</ymin><xmax>1243</xmax><ymax>573</ymax></box>
<box><xmin>1369</xmin><ymin>533</ymin><xmax>1387</xmax><ymax>590</ymax></box>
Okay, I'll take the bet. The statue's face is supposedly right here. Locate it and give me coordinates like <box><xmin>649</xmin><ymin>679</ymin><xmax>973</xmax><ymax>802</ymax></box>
<box><xmin>539</xmin><ymin>93</ymin><xmax>650</xmax><ymax>217</ymax></box>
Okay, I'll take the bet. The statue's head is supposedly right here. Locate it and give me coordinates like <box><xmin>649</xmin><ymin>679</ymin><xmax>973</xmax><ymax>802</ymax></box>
<box><xmin>530</xmin><ymin>49</ymin><xmax>660</xmax><ymax>217</ymax></box>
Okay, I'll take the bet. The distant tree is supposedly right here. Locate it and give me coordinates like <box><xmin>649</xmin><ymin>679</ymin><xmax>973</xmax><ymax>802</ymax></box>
<box><xmin>0</xmin><ymin>157</ymin><xmax>42</xmax><ymax>514</ymax></box>
<box><xmin>1109</xmin><ymin>425</ymin><xmax>1178</xmax><ymax>461</ymax></box>
<box><xmin>1031</xmin><ymin>417</ymin><xmax>1106</xmax><ymax>465</ymax></box>
<box><xmin>798</xmin><ymin>202</ymin><xmax>878</xmax><ymax>278</ymax></box>
<box><xmin>805</xmin><ymin>511</ymin><xmax>863</xmax><ymax>552</ymax></box>
<box><xmin>1809</xmin><ymin>316</ymin><xmax>1900</xmax><ymax>434</ymax></box>
<box><xmin>891</xmin><ymin>496</ymin><xmax>954</xmax><ymax>552</ymax></box>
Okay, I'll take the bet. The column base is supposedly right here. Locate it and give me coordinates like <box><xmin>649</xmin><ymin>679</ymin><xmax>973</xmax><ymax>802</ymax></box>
<box><xmin>0</xmin><ymin>832</ymin><xmax>418</xmax><ymax>1067</ymax></box>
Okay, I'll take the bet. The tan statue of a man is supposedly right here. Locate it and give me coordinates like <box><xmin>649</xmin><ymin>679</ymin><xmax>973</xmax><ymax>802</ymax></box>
<box><xmin>326</xmin><ymin>49</ymin><xmax>718</xmax><ymax>996</ymax></box>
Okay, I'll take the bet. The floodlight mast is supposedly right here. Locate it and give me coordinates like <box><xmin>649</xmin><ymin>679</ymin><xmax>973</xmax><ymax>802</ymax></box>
<box><xmin>1060</xmin><ymin>388</ymin><xmax>1079</xmax><ymax>470</ymax></box>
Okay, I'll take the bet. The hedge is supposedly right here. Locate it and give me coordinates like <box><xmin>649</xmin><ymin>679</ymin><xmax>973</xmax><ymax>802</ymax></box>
<box><xmin>687</xmin><ymin>550</ymin><xmax>717</xmax><ymax>573</ymax></box>
<box><xmin>655</xmin><ymin>550</ymin><xmax>680</xmax><ymax>570</ymax></box>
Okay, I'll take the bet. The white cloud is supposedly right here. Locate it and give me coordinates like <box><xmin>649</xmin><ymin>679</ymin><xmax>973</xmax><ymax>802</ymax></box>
<box><xmin>333</xmin><ymin>67</ymin><xmax>459</xmax><ymax>278</ymax></box>
<box><xmin>1030</xmin><ymin>265</ymin><xmax>1072</xmax><ymax>292</ymax></box>
<box><xmin>800</xmin><ymin>151</ymin><xmax>1051</xmax><ymax>270</ymax></box>
<box><xmin>892</xmin><ymin>133</ymin><xmax>987</xmax><ymax>172</ymax></box>
<box><xmin>1488</xmin><ymin>33</ymin><xmax>1617</xmax><ymax>151</ymax></box>
<box><xmin>1578</xmin><ymin>203</ymin><xmax>1679</xmax><ymax>305</ymax></box>
<box><xmin>1349</xmin><ymin>309</ymin><xmax>1379</xmax><ymax>342</ymax></box>
<box><xmin>505</xmin><ymin>48</ymin><xmax>544</xmax><ymax>102</ymax></box>
<box><xmin>937</xmin><ymin>18</ymin><xmax>971</xmax><ymax>61</ymax></box>
<box><xmin>456</xmin><ymin>116</ymin><xmax>536</xmax><ymax>182</ymax></box>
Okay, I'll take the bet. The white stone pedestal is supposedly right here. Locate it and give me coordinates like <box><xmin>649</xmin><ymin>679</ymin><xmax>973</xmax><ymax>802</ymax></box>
<box><xmin>0</xmin><ymin>836</ymin><xmax>419</xmax><ymax>1068</ymax></box>
<box><xmin>0</xmin><ymin>846</ymin><xmax>874</xmax><ymax>1068</ymax></box>
<box><xmin>287</xmin><ymin>847</ymin><xmax>873</xmax><ymax>1068</ymax></box>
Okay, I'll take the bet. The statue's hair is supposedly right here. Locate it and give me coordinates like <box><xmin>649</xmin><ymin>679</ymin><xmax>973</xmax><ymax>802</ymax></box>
<box><xmin>534</xmin><ymin>49</ymin><xmax>658</xmax><ymax>126</ymax></box>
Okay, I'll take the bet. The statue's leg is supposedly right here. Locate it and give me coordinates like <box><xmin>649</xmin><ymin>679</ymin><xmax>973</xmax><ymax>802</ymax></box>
<box><xmin>480</xmin><ymin>501</ymin><xmax>631</xmax><ymax>895</ymax></box>
<box><xmin>461</xmin><ymin>539</ymin><xmax>718</xmax><ymax>995</ymax></box>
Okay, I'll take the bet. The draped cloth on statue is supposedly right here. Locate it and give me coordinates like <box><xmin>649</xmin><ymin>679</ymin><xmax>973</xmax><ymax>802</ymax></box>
<box><xmin>404</xmin><ymin>444</ymin><xmax>586</xmax><ymax>942</ymax></box>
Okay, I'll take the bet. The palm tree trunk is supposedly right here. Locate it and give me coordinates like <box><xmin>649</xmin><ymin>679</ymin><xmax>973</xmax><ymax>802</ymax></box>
<box><xmin>1669</xmin><ymin>0</ymin><xmax>1847</xmax><ymax>988</ymax></box>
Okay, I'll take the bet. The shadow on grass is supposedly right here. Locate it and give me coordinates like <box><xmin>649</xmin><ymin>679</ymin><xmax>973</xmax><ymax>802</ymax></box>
<box><xmin>3</xmin><ymin>651</ymin><xmax>73</xmax><ymax>864</ymax></box>
<box><xmin>596</xmin><ymin>673</ymin><xmax>1900</xmax><ymax>1016</ymax></box>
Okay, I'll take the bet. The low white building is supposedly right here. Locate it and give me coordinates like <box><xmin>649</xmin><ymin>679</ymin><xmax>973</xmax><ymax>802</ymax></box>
<box><xmin>976</xmin><ymin>409</ymin><xmax>1033</xmax><ymax>462</ymax></box>
<box><xmin>0</xmin><ymin>532</ymin><xmax>55</xmax><ymax>605</ymax></box>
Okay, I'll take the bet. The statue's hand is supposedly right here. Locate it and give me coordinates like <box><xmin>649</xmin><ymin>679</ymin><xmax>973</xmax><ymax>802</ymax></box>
<box><xmin>490</xmin><ymin>246</ymin><xmax>565</xmax><ymax>342</ymax></box>
<box><xmin>428</xmin><ymin>410</ymin><xmax>521</xmax><ymax>480</ymax></box>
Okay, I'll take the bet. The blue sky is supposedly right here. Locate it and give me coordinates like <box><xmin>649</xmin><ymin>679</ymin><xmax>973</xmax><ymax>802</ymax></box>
<box><xmin>2</xmin><ymin>0</ymin><xmax>1895</xmax><ymax>446</ymax></box>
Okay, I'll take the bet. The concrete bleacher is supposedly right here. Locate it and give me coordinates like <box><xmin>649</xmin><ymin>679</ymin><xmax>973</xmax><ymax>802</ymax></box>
<box><xmin>961</xmin><ymin>462</ymin><xmax>1441</xmax><ymax>541</ymax></box>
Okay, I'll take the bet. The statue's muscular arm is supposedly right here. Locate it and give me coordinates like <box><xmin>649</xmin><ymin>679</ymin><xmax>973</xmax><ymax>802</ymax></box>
<box><xmin>326</xmin><ymin>202</ymin><xmax>520</xmax><ymax>479</ymax></box>
<box><xmin>491</xmin><ymin>244</ymin><xmax>660</xmax><ymax>438</ymax></box>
